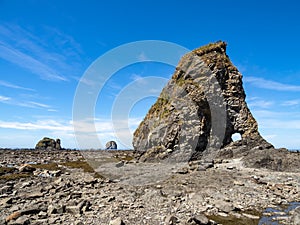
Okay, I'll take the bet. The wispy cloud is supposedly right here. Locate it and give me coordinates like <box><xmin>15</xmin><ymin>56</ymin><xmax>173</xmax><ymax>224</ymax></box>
<box><xmin>0</xmin><ymin>23</ymin><xmax>84</xmax><ymax>81</ymax></box>
<box><xmin>244</xmin><ymin>76</ymin><xmax>300</xmax><ymax>91</ymax></box>
<box><xmin>0</xmin><ymin>95</ymin><xmax>11</xmax><ymax>102</ymax></box>
<box><xmin>0</xmin><ymin>119</ymin><xmax>72</xmax><ymax>131</ymax></box>
<box><xmin>25</xmin><ymin>101</ymin><xmax>51</xmax><ymax>109</ymax></box>
<box><xmin>0</xmin><ymin>43</ymin><xmax>66</xmax><ymax>81</ymax></box>
<box><xmin>0</xmin><ymin>80</ymin><xmax>35</xmax><ymax>91</ymax></box>
<box><xmin>281</xmin><ymin>99</ymin><xmax>300</xmax><ymax>106</ymax></box>
<box><xmin>248</xmin><ymin>99</ymin><xmax>274</xmax><ymax>109</ymax></box>
<box><xmin>0</xmin><ymin>95</ymin><xmax>55</xmax><ymax>110</ymax></box>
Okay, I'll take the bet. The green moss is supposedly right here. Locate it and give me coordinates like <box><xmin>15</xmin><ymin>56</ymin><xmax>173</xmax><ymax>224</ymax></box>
<box><xmin>31</xmin><ymin>163</ymin><xmax>60</xmax><ymax>171</ymax></box>
<box><xmin>62</xmin><ymin>160</ymin><xmax>105</xmax><ymax>179</ymax></box>
<box><xmin>116</xmin><ymin>155</ymin><xmax>134</xmax><ymax>162</ymax></box>
<box><xmin>62</xmin><ymin>160</ymin><xmax>95</xmax><ymax>173</ymax></box>
<box><xmin>0</xmin><ymin>173</ymin><xmax>31</xmax><ymax>181</ymax></box>
<box><xmin>193</xmin><ymin>41</ymin><xmax>227</xmax><ymax>56</ymax></box>
<box><xmin>0</xmin><ymin>167</ymin><xmax>16</xmax><ymax>175</ymax></box>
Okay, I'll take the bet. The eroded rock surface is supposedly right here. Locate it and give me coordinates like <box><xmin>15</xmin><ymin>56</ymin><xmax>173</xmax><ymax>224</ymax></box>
<box><xmin>133</xmin><ymin>41</ymin><xmax>273</xmax><ymax>162</ymax></box>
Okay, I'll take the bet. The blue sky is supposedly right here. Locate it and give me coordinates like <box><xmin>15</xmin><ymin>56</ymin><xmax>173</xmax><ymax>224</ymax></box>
<box><xmin>0</xmin><ymin>0</ymin><xmax>299</xmax><ymax>149</ymax></box>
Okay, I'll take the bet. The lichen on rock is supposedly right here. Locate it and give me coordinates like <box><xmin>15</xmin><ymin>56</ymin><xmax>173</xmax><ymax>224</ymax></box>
<box><xmin>133</xmin><ymin>41</ymin><xmax>273</xmax><ymax>162</ymax></box>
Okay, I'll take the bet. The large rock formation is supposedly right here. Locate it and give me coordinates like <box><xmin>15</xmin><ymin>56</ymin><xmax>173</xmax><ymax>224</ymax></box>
<box><xmin>133</xmin><ymin>41</ymin><xmax>273</xmax><ymax>162</ymax></box>
<box><xmin>35</xmin><ymin>137</ymin><xmax>62</xmax><ymax>150</ymax></box>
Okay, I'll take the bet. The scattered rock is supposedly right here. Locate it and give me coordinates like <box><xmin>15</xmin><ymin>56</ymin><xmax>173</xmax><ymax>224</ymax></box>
<box><xmin>186</xmin><ymin>214</ymin><xmax>210</xmax><ymax>224</ymax></box>
<box><xmin>0</xmin><ymin>141</ymin><xmax>299</xmax><ymax>224</ymax></box>
<box><xmin>109</xmin><ymin>217</ymin><xmax>125</xmax><ymax>225</ymax></box>
<box><xmin>292</xmin><ymin>206</ymin><xmax>300</xmax><ymax>224</ymax></box>
<box><xmin>165</xmin><ymin>215</ymin><xmax>179</xmax><ymax>224</ymax></box>
<box><xmin>0</xmin><ymin>185</ymin><xmax>13</xmax><ymax>195</ymax></box>
<box><xmin>12</xmin><ymin>215</ymin><xmax>30</xmax><ymax>225</ymax></box>
<box><xmin>115</xmin><ymin>161</ymin><xmax>124</xmax><ymax>168</ymax></box>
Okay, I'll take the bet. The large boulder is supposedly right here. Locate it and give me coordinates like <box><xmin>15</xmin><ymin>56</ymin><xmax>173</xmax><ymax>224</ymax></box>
<box><xmin>133</xmin><ymin>41</ymin><xmax>273</xmax><ymax>162</ymax></box>
<box><xmin>35</xmin><ymin>137</ymin><xmax>62</xmax><ymax>150</ymax></box>
<box><xmin>106</xmin><ymin>141</ymin><xmax>117</xmax><ymax>150</ymax></box>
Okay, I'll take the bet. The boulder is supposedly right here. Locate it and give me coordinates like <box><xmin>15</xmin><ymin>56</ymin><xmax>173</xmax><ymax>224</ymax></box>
<box><xmin>35</xmin><ymin>137</ymin><xmax>62</xmax><ymax>150</ymax></box>
<box><xmin>133</xmin><ymin>41</ymin><xmax>273</xmax><ymax>162</ymax></box>
<box><xmin>106</xmin><ymin>141</ymin><xmax>117</xmax><ymax>150</ymax></box>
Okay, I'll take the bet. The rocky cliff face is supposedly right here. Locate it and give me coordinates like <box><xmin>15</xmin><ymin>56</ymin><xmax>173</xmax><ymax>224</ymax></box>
<box><xmin>133</xmin><ymin>41</ymin><xmax>273</xmax><ymax>162</ymax></box>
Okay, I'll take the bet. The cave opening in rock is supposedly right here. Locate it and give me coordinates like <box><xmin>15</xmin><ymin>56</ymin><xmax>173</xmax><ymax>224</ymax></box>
<box><xmin>232</xmin><ymin>133</ymin><xmax>242</xmax><ymax>142</ymax></box>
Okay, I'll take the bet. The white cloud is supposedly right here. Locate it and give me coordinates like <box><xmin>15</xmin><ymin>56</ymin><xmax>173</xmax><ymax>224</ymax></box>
<box><xmin>0</xmin><ymin>80</ymin><xmax>35</xmax><ymax>91</ymax></box>
<box><xmin>26</xmin><ymin>101</ymin><xmax>51</xmax><ymax>108</ymax></box>
<box><xmin>0</xmin><ymin>120</ymin><xmax>72</xmax><ymax>131</ymax></box>
<box><xmin>0</xmin><ymin>95</ymin><xmax>57</xmax><ymax>111</ymax></box>
<box><xmin>47</xmin><ymin>109</ymin><xmax>58</xmax><ymax>112</ymax></box>
<box><xmin>0</xmin><ymin>42</ymin><xmax>67</xmax><ymax>81</ymax></box>
<box><xmin>281</xmin><ymin>99</ymin><xmax>300</xmax><ymax>106</ymax></box>
<box><xmin>0</xmin><ymin>23</ymin><xmax>84</xmax><ymax>81</ymax></box>
<box><xmin>244</xmin><ymin>76</ymin><xmax>300</xmax><ymax>91</ymax></box>
<box><xmin>6</xmin><ymin>99</ymin><xmax>54</xmax><ymax>110</ymax></box>
<box><xmin>0</xmin><ymin>95</ymin><xmax>11</xmax><ymax>102</ymax></box>
<box><xmin>248</xmin><ymin>100</ymin><xmax>274</xmax><ymax>109</ymax></box>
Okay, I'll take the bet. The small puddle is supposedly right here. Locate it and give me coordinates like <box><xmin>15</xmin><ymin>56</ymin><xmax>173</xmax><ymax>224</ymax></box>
<box><xmin>258</xmin><ymin>202</ymin><xmax>300</xmax><ymax>225</ymax></box>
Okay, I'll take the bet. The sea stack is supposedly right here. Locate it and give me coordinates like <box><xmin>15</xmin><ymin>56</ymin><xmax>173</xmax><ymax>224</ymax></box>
<box><xmin>133</xmin><ymin>41</ymin><xmax>273</xmax><ymax>162</ymax></box>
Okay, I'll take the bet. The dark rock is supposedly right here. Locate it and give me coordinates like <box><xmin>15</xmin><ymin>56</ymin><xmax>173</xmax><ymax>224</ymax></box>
<box><xmin>115</xmin><ymin>161</ymin><xmax>124</xmax><ymax>168</ymax></box>
<box><xmin>0</xmin><ymin>185</ymin><xmax>13</xmax><ymax>195</ymax></box>
<box><xmin>186</xmin><ymin>214</ymin><xmax>210</xmax><ymax>224</ymax></box>
<box><xmin>133</xmin><ymin>41</ymin><xmax>273</xmax><ymax>162</ymax></box>
<box><xmin>106</xmin><ymin>141</ymin><xmax>117</xmax><ymax>150</ymax></box>
<box><xmin>35</xmin><ymin>137</ymin><xmax>62</xmax><ymax>150</ymax></box>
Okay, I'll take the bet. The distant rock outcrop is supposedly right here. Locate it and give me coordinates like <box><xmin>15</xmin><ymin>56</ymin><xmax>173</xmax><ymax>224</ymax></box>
<box><xmin>106</xmin><ymin>141</ymin><xmax>117</xmax><ymax>150</ymax></box>
<box><xmin>35</xmin><ymin>137</ymin><xmax>62</xmax><ymax>150</ymax></box>
<box><xmin>133</xmin><ymin>41</ymin><xmax>273</xmax><ymax>162</ymax></box>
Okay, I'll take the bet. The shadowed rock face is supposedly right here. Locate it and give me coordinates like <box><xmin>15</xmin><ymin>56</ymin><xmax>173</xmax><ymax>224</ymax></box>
<box><xmin>133</xmin><ymin>41</ymin><xmax>273</xmax><ymax>162</ymax></box>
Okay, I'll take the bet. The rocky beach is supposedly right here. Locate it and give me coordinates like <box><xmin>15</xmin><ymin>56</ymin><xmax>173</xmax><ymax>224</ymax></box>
<box><xmin>0</xmin><ymin>149</ymin><xmax>299</xmax><ymax>225</ymax></box>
